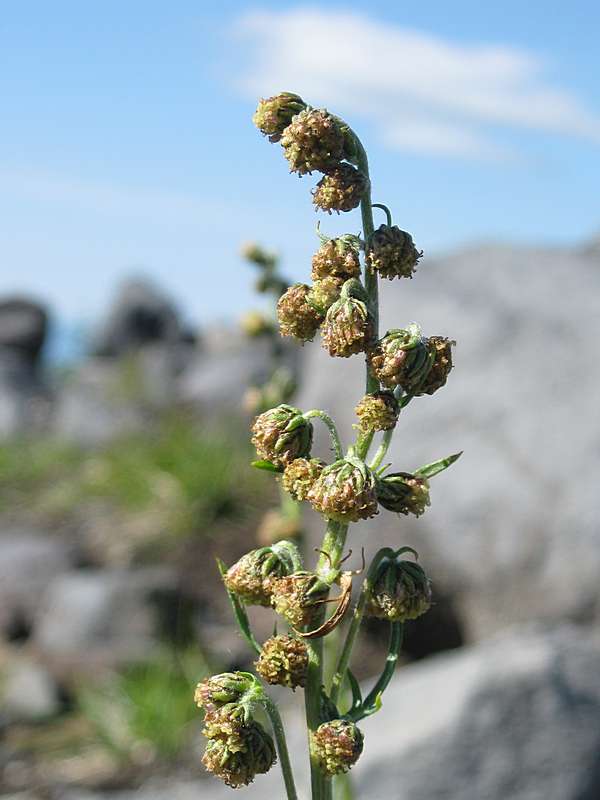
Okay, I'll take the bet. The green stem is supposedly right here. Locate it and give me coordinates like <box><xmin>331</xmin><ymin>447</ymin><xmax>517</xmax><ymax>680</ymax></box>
<box><xmin>369</xmin><ymin>427</ymin><xmax>395</xmax><ymax>471</ymax></box>
<box><xmin>330</xmin><ymin>548</ymin><xmax>393</xmax><ymax>706</ymax></box>
<box><xmin>304</xmin><ymin>409</ymin><xmax>344</xmax><ymax>460</ymax></box>
<box><xmin>304</xmin><ymin>519</ymin><xmax>350</xmax><ymax>800</ymax></box>
<box><xmin>349</xmin><ymin>622</ymin><xmax>404</xmax><ymax>722</ymax></box>
<box><xmin>263</xmin><ymin>695</ymin><xmax>299</xmax><ymax>800</ymax></box>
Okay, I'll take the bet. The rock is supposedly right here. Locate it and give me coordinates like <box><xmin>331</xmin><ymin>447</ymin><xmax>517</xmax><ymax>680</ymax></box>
<box><xmin>34</xmin><ymin>568</ymin><xmax>177</xmax><ymax>666</ymax></box>
<box><xmin>297</xmin><ymin>241</ymin><xmax>600</xmax><ymax>638</ymax></box>
<box><xmin>0</xmin><ymin>297</ymin><xmax>52</xmax><ymax>438</ymax></box>
<box><xmin>51</xmin><ymin>360</ymin><xmax>147</xmax><ymax>445</ymax></box>
<box><xmin>89</xmin><ymin>278</ymin><xmax>189</xmax><ymax>357</ymax></box>
<box><xmin>1</xmin><ymin>658</ymin><xmax>60</xmax><ymax>721</ymax></box>
<box><xmin>179</xmin><ymin>325</ymin><xmax>300</xmax><ymax>410</ymax></box>
<box><xmin>0</xmin><ymin>531</ymin><xmax>72</xmax><ymax>640</ymax></box>
<box><xmin>355</xmin><ymin>625</ymin><xmax>600</xmax><ymax>800</ymax></box>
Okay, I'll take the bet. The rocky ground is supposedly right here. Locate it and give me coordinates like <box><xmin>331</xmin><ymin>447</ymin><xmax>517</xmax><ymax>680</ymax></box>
<box><xmin>1</xmin><ymin>235</ymin><xmax>600</xmax><ymax>800</ymax></box>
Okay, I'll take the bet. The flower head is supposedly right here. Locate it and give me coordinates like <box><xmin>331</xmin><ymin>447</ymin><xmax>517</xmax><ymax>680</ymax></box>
<box><xmin>321</xmin><ymin>280</ymin><xmax>374</xmax><ymax>358</ymax></box>
<box><xmin>252</xmin><ymin>92</ymin><xmax>307</xmax><ymax>142</ymax></box>
<box><xmin>312</xmin><ymin>164</ymin><xmax>367</xmax><ymax>213</ymax></box>
<box><xmin>281</xmin><ymin>457</ymin><xmax>325</xmax><ymax>502</ymax></box>
<box><xmin>269</xmin><ymin>571</ymin><xmax>330</xmax><ymax>629</ymax></box>
<box><xmin>311</xmin><ymin>719</ymin><xmax>364</xmax><ymax>775</ymax></box>
<box><xmin>251</xmin><ymin>404</ymin><xmax>313</xmax><ymax>467</ymax></box>
<box><xmin>194</xmin><ymin>672</ymin><xmax>258</xmax><ymax>717</ymax></box>
<box><xmin>355</xmin><ymin>391</ymin><xmax>399</xmax><ymax>433</ymax></box>
<box><xmin>202</xmin><ymin>721</ymin><xmax>276</xmax><ymax>788</ymax></box>
<box><xmin>307</xmin><ymin>276</ymin><xmax>344</xmax><ymax>315</ymax></box>
<box><xmin>368</xmin><ymin>225</ymin><xmax>422</xmax><ymax>280</ymax></box>
<box><xmin>281</xmin><ymin>108</ymin><xmax>348</xmax><ymax>174</ymax></box>
<box><xmin>307</xmin><ymin>455</ymin><xmax>378</xmax><ymax>522</ymax></box>
<box><xmin>311</xmin><ymin>238</ymin><xmax>361</xmax><ymax>282</ymax></box>
<box><xmin>255</xmin><ymin>634</ymin><xmax>309</xmax><ymax>689</ymax></box>
<box><xmin>376</xmin><ymin>472</ymin><xmax>431</xmax><ymax>517</ymax></box>
<box><xmin>366</xmin><ymin>557</ymin><xmax>432</xmax><ymax>622</ymax></box>
<box><xmin>223</xmin><ymin>541</ymin><xmax>299</xmax><ymax>606</ymax></box>
<box><xmin>368</xmin><ymin>324</ymin><xmax>453</xmax><ymax>395</ymax></box>
<box><xmin>277</xmin><ymin>283</ymin><xmax>323</xmax><ymax>341</ymax></box>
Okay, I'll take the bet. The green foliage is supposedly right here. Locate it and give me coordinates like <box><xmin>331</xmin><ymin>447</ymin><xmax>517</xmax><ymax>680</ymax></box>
<box><xmin>0</xmin><ymin>413</ymin><xmax>264</xmax><ymax>544</ymax></box>
<box><xmin>77</xmin><ymin>650</ymin><xmax>208</xmax><ymax>763</ymax></box>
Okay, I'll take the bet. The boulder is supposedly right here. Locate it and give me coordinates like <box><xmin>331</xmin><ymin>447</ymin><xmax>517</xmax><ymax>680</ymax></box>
<box><xmin>0</xmin><ymin>297</ymin><xmax>52</xmax><ymax>437</ymax></box>
<box><xmin>89</xmin><ymin>278</ymin><xmax>188</xmax><ymax>357</ymax></box>
<box><xmin>297</xmin><ymin>241</ymin><xmax>600</xmax><ymax>638</ymax></box>
<box><xmin>0</xmin><ymin>530</ymin><xmax>72</xmax><ymax>640</ymax></box>
<box><xmin>33</xmin><ymin>568</ymin><xmax>176</xmax><ymax>666</ymax></box>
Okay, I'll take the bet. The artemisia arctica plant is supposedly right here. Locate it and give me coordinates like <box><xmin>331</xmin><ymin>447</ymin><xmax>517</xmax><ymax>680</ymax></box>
<box><xmin>194</xmin><ymin>92</ymin><xmax>461</xmax><ymax>800</ymax></box>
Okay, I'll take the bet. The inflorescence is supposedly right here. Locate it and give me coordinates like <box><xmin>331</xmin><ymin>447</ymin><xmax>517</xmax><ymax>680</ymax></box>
<box><xmin>195</xmin><ymin>91</ymin><xmax>462</xmax><ymax>797</ymax></box>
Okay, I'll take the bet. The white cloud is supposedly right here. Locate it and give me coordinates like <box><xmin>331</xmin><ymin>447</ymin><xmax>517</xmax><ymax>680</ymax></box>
<box><xmin>233</xmin><ymin>7</ymin><xmax>600</xmax><ymax>159</ymax></box>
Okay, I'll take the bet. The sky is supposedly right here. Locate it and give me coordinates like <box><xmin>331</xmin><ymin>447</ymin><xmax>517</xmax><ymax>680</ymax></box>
<box><xmin>1</xmin><ymin>0</ymin><xmax>599</xmax><ymax>333</ymax></box>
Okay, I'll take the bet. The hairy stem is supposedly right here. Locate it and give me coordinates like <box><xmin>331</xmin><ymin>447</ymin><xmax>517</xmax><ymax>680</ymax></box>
<box><xmin>263</xmin><ymin>695</ymin><xmax>299</xmax><ymax>800</ymax></box>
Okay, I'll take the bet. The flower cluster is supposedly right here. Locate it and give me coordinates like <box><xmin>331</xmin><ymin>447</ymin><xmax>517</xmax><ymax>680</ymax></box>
<box><xmin>223</xmin><ymin>541</ymin><xmax>300</xmax><ymax>606</ymax></box>
<box><xmin>255</xmin><ymin>634</ymin><xmax>309</xmax><ymax>689</ymax></box>
<box><xmin>366</xmin><ymin>556</ymin><xmax>432</xmax><ymax>622</ymax></box>
<box><xmin>311</xmin><ymin>719</ymin><xmax>364</xmax><ymax>775</ymax></box>
<box><xmin>195</xmin><ymin>672</ymin><xmax>276</xmax><ymax>788</ymax></box>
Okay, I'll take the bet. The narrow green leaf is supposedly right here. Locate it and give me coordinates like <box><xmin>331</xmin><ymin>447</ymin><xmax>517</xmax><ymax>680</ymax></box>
<box><xmin>347</xmin><ymin>668</ymin><xmax>363</xmax><ymax>711</ymax></box>
<box><xmin>217</xmin><ymin>559</ymin><xmax>262</xmax><ymax>656</ymax></box>
<box><xmin>416</xmin><ymin>451</ymin><xmax>463</xmax><ymax>479</ymax></box>
<box><xmin>251</xmin><ymin>459</ymin><xmax>283</xmax><ymax>473</ymax></box>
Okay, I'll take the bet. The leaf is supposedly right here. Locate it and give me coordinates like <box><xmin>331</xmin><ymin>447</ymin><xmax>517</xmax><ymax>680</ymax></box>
<box><xmin>251</xmin><ymin>459</ymin><xmax>283</xmax><ymax>473</ymax></box>
<box><xmin>217</xmin><ymin>559</ymin><xmax>262</xmax><ymax>656</ymax></box>
<box><xmin>416</xmin><ymin>451</ymin><xmax>463</xmax><ymax>479</ymax></box>
<box><xmin>347</xmin><ymin>668</ymin><xmax>363</xmax><ymax>711</ymax></box>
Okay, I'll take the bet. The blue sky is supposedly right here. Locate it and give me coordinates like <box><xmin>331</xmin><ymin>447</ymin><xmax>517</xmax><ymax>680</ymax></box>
<box><xmin>1</xmin><ymin>0</ymin><xmax>599</xmax><ymax>330</ymax></box>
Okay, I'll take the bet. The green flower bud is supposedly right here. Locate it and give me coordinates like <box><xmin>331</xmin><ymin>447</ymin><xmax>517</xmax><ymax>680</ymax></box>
<box><xmin>223</xmin><ymin>541</ymin><xmax>299</xmax><ymax>606</ymax></box>
<box><xmin>321</xmin><ymin>280</ymin><xmax>374</xmax><ymax>358</ymax></box>
<box><xmin>307</xmin><ymin>455</ymin><xmax>379</xmax><ymax>523</ymax></box>
<box><xmin>367</xmin><ymin>225</ymin><xmax>422</xmax><ymax>280</ymax></box>
<box><xmin>281</xmin><ymin>457</ymin><xmax>325</xmax><ymax>502</ymax></box>
<box><xmin>280</xmin><ymin>108</ymin><xmax>347</xmax><ymax>175</ymax></box>
<box><xmin>311</xmin><ymin>238</ymin><xmax>361</xmax><ymax>282</ymax></box>
<box><xmin>419</xmin><ymin>336</ymin><xmax>454</xmax><ymax>395</ymax></box>
<box><xmin>376</xmin><ymin>472</ymin><xmax>431</xmax><ymax>517</ymax></box>
<box><xmin>269</xmin><ymin>571</ymin><xmax>330</xmax><ymax>629</ymax></box>
<box><xmin>255</xmin><ymin>634</ymin><xmax>308</xmax><ymax>689</ymax></box>
<box><xmin>366</xmin><ymin>557</ymin><xmax>432</xmax><ymax>622</ymax></box>
<box><xmin>256</xmin><ymin>509</ymin><xmax>302</xmax><ymax>546</ymax></box>
<box><xmin>277</xmin><ymin>283</ymin><xmax>324</xmax><ymax>341</ymax></box>
<box><xmin>367</xmin><ymin>324</ymin><xmax>453</xmax><ymax>395</ymax></box>
<box><xmin>240</xmin><ymin>310</ymin><xmax>275</xmax><ymax>338</ymax></box>
<box><xmin>251</xmin><ymin>403</ymin><xmax>314</xmax><ymax>466</ymax></box>
<box><xmin>194</xmin><ymin>672</ymin><xmax>258</xmax><ymax>716</ymax></box>
<box><xmin>202</xmin><ymin>721</ymin><xmax>276</xmax><ymax>788</ymax></box>
<box><xmin>240</xmin><ymin>241</ymin><xmax>277</xmax><ymax>270</ymax></box>
<box><xmin>312</xmin><ymin>164</ymin><xmax>367</xmax><ymax>213</ymax></box>
<box><xmin>252</xmin><ymin>92</ymin><xmax>307</xmax><ymax>143</ymax></box>
<box><xmin>311</xmin><ymin>719</ymin><xmax>364</xmax><ymax>775</ymax></box>
<box><xmin>307</xmin><ymin>276</ymin><xmax>344</xmax><ymax>314</ymax></box>
<box><xmin>355</xmin><ymin>390</ymin><xmax>399</xmax><ymax>433</ymax></box>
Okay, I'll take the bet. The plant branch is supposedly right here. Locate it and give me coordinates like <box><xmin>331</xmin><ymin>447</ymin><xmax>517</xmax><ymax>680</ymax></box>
<box><xmin>262</xmin><ymin>695</ymin><xmax>299</xmax><ymax>800</ymax></box>
<box><xmin>304</xmin><ymin>409</ymin><xmax>344</xmax><ymax>460</ymax></box>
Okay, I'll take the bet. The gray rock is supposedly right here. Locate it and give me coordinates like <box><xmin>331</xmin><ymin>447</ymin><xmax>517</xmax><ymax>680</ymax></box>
<box><xmin>34</xmin><ymin>568</ymin><xmax>176</xmax><ymax>665</ymax></box>
<box><xmin>297</xmin><ymin>241</ymin><xmax>600</xmax><ymax>637</ymax></box>
<box><xmin>0</xmin><ymin>531</ymin><xmax>72</xmax><ymax>639</ymax></box>
<box><xmin>1</xmin><ymin>658</ymin><xmax>59</xmax><ymax>721</ymax></box>
<box><xmin>89</xmin><ymin>278</ymin><xmax>190</xmax><ymax>357</ymax></box>
<box><xmin>356</xmin><ymin>625</ymin><xmax>600</xmax><ymax>800</ymax></box>
<box><xmin>0</xmin><ymin>297</ymin><xmax>52</xmax><ymax>438</ymax></box>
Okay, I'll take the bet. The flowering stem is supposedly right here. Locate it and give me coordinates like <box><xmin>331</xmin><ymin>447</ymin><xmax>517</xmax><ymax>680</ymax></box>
<box><xmin>263</xmin><ymin>695</ymin><xmax>299</xmax><ymax>800</ymax></box>
<box><xmin>303</xmin><ymin>519</ymin><xmax>350</xmax><ymax>800</ymax></box>
<box><xmin>329</xmin><ymin>548</ymin><xmax>392</xmax><ymax>706</ymax></box>
<box><xmin>304</xmin><ymin>409</ymin><xmax>344</xmax><ymax>460</ymax></box>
